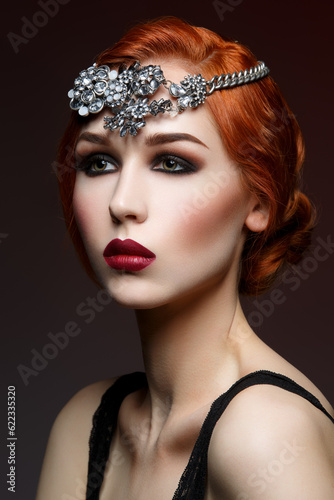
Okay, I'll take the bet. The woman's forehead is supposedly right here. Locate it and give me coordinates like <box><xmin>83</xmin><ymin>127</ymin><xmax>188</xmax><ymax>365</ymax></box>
<box><xmin>78</xmin><ymin>100</ymin><xmax>222</xmax><ymax>152</ymax></box>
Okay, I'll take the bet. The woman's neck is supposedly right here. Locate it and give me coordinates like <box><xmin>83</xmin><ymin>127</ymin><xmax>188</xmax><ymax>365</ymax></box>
<box><xmin>135</xmin><ymin>277</ymin><xmax>255</xmax><ymax>419</ymax></box>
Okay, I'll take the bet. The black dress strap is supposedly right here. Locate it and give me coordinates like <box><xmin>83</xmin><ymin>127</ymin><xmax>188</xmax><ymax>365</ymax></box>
<box><xmin>86</xmin><ymin>370</ymin><xmax>333</xmax><ymax>500</ymax></box>
<box><xmin>172</xmin><ymin>370</ymin><xmax>334</xmax><ymax>499</ymax></box>
<box><xmin>86</xmin><ymin>372</ymin><xmax>147</xmax><ymax>500</ymax></box>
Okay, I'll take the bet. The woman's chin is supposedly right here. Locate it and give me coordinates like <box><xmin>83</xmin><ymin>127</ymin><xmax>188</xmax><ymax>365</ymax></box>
<box><xmin>100</xmin><ymin>282</ymin><xmax>163</xmax><ymax>310</ymax></box>
<box><xmin>111</xmin><ymin>296</ymin><xmax>165</xmax><ymax>310</ymax></box>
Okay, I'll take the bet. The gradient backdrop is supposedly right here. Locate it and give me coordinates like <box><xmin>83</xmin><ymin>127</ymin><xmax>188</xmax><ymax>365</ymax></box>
<box><xmin>1</xmin><ymin>0</ymin><xmax>334</xmax><ymax>498</ymax></box>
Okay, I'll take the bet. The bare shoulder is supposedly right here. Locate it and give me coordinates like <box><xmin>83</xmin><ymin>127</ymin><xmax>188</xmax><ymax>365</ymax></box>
<box><xmin>207</xmin><ymin>383</ymin><xmax>334</xmax><ymax>500</ymax></box>
<box><xmin>36</xmin><ymin>377</ymin><xmax>117</xmax><ymax>500</ymax></box>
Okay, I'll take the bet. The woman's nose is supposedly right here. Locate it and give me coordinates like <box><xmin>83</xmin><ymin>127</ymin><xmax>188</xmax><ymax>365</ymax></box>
<box><xmin>108</xmin><ymin>167</ymin><xmax>148</xmax><ymax>225</ymax></box>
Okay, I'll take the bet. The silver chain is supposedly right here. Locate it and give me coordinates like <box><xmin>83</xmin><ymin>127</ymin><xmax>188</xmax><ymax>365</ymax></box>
<box><xmin>206</xmin><ymin>61</ymin><xmax>269</xmax><ymax>95</ymax></box>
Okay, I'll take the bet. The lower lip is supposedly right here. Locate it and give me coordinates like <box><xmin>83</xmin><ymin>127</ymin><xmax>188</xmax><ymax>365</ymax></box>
<box><xmin>104</xmin><ymin>255</ymin><xmax>155</xmax><ymax>271</ymax></box>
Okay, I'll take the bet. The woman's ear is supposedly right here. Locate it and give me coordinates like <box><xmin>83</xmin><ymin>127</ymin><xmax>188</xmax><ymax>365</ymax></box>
<box><xmin>244</xmin><ymin>198</ymin><xmax>270</xmax><ymax>233</ymax></box>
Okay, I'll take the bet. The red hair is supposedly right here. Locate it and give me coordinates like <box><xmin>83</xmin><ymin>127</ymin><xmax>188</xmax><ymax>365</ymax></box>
<box><xmin>57</xmin><ymin>16</ymin><xmax>315</xmax><ymax>295</ymax></box>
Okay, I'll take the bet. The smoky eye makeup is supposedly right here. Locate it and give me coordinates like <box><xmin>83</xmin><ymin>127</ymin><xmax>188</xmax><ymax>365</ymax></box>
<box><xmin>148</xmin><ymin>139</ymin><xmax>205</xmax><ymax>173</ymax></box>
<box><xmin>75</xmin><ymin>152</ymin><xmax>197</xmax><ymax>177</ymax></box>
<box><xmin>151</xmin><ymin>152</ymin><xmax>198</xmax><ymax>175</ymax></box>
<box><xmin>73</xmin><ymin>136</ymin><xmax>205</xmax><ymax>177</ymax></box>
<box><xmin>74</xmin><ymin>152</ymin><xmax>119</xmax><ymax>176</ymax></box>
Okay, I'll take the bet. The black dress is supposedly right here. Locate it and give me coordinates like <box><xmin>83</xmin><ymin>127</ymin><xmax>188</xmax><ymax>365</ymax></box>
<box><xmin>85</xmin><ymin>370</ymin><xmax>334</xmax><ymax>499</ymax></box>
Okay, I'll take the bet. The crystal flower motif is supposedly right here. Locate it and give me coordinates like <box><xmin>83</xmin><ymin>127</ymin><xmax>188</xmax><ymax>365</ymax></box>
<box><xmin>105</xmin><ymin>78</ymin><xmax>128</xmax><ymax>108</ymax></box>
<box><xmin>169</xmin><ymin>74</ymin><xmax>208</xmax><ymax>111</ymax></box>
<box><xmin>128</xmin><ymin>98</ymin><xmax>150</xmax><ymax>119</ymax></box>
<box><xmin>103</xmin><ymin>99</ymin><xmax>146</xmax><ymax>136</ymax></box>
<box><xmin>104</xmin><ymin>110</ymin><xmax>146</xmax><ymax>137</ymax></box>
<box><xmin>68</xmin><ymin>64</ymin><xmax>112</xmax><ymax>116</ymax></box>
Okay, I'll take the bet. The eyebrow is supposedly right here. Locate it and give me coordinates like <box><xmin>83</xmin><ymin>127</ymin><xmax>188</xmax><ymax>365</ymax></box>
<box><xmin>76</xmin><ymin>131</ymin><xmax>209</xmax><ymax>149</ymax></box>
<box><xmin>145</xmin><ymin>132</ymin><xmax>209</xmax><ymax>149</ymax></box>
<box><xmin>76</xmin><ymin>131</ymin><xmax>110</xmax><ymax>147</ymax></box>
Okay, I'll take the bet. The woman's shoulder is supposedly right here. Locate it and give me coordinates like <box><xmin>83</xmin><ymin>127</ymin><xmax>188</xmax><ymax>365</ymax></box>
<box><xmin>49</xmin><ymin>376</ymin><xmax>119</xmax><ymax>448</ymax></box>
<box><xmin>56</xmin><ymin>377</ymin><xmax>117</xmax><ymax>423</ymax></box>
<box><xmin>36</xmin><ymin>377</ymin><xmax>117</xmax><ymax>500</ymax></box>
<box><xmin>207</xmin><ymin>375</ymin><xmax>334</xmax><ymax>499</ymax></box>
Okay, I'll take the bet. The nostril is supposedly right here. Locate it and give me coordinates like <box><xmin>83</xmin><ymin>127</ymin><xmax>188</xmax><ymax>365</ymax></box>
<box><xmin>111</xmin><ymin>214</ymin><xmax>121</xmax><ymax>225</ymax></box>
<box><xmin>110</xmin><ymin>212</ymin><xmax>138</xmax><ymax>224</ymax></box>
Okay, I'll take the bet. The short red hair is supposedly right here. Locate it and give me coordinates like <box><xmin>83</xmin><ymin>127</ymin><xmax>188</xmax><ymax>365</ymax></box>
<box><xmin>57</xmin><ymin>16</ymin><xmax>315</xmax><ymax>295</ymax></box>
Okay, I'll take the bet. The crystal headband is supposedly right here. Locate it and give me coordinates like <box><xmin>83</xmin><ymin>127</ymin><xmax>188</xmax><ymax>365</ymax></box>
<box><xmin>68</xmin><ymin>60</ymin><xmax>269</xmax><ymax>137</ymax></box>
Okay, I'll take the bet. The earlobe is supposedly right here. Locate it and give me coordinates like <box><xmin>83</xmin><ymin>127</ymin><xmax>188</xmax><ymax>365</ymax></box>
<box><xmin>244</xmin><ymin>201</ymin><xmax>270</xmax><ymax>233</ymax></box>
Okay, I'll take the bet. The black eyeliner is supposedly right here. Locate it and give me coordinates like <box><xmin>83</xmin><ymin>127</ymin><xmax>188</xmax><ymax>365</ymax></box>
<box><xmin>152</xmin><ymin>153</ymin><xmax>197</xmax><ymax>175</ymax></box>
<box><xmin>74</xmin><ymin>153</ymin><xmax>117</xmax><ymax>176</ymax></box>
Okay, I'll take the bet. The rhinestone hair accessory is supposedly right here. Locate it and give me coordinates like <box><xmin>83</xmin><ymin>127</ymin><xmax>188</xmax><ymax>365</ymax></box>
<box><xmin>68</xmin><ymin>60</ymin><xmax>269</xmax><ymax>137</ymax></box>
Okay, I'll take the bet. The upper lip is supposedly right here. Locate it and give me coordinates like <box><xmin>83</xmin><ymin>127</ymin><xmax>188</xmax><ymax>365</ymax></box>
<box><xmin>103</xmin><ymin>239</ymin><xmax>156</xmax><ymax>258</ymax></box>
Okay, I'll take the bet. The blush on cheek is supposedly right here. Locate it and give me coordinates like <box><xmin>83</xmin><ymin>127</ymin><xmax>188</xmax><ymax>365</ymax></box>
<box><xmin>72</xmin><ymin>185</ymin><xmax>96</xmax><ymax>238</ymax></box>
<box><xmin>177</xmin><ymin>186</ymin><xmax>247</xmax><ymax>247</ymax></box>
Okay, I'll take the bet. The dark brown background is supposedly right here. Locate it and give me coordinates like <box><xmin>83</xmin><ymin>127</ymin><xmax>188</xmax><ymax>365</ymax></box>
<box><xmin>1</xmin><ymin>0</ymin><xmax>333</xmax><ymax>498</ymax></box>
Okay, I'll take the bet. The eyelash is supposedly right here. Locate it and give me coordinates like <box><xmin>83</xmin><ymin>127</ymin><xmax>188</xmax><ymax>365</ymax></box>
<box><xmin>154</xmin><ymin>154</ymin><xmax>196</xmax><ymax>175</ymax></box>
<box><xmin>75</xmin><ymin>153</ymin><xmax>197</xmax><ymax>177</ymax></box>
<box><xmin>75</xmin><ymin>154</ymin><xmax>117</xmax><ymax>177</ymax></box>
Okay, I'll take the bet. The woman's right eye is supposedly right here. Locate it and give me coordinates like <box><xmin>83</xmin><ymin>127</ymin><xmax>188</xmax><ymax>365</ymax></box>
<box><xmin>75</xmin><ymin>154</ymin><xmax>117</xmax><ymax>176</ymax></box>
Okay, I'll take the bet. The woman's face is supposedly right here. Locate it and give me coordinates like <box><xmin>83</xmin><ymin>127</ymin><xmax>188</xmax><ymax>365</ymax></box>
<box><xmin>73</xmin><ymin>62</ymin><xmax>262</xmax><ymax>309</ymax></box>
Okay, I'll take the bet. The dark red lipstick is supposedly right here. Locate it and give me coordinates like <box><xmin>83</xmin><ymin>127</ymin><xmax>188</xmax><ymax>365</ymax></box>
<box><xmin>103</xmin><ymin>239</ymin><xmax>156</xmax><ymax>271</ymax></box>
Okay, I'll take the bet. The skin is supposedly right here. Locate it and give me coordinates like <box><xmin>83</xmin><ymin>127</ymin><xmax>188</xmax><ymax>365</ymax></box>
<box><xmin>36</xmin><ymin>62</ymin><xmax>334</xmax><ymax>500</ymax></box>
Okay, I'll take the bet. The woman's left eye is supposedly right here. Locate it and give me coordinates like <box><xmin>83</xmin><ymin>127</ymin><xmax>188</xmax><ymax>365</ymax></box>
<box><xmin>153</xmin><ymin>156</ymin><xmax>195</xmax><ymax>175</ymax></box>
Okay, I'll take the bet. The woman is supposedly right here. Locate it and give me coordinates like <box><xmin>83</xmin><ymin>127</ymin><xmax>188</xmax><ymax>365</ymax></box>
<box><xmin>37</xmin><ymin>17</ymin><xmax>334</xmax><ymax>500</ymax></box>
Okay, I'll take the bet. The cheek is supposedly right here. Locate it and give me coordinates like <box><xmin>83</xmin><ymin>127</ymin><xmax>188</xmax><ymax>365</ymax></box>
<box><xmin>154</xmin><ymin>183</ymin><xmax>249</xmax><ymax>290</ymax></box>
<box><xmin>72</xmin><ymin>177</ymin><xmax>108</xmax><ymax>241</ymax></box>
<box><xmin>172</xmin><ymin>181</ymin><xmax>248</xmax><ymax>251</ymax></box>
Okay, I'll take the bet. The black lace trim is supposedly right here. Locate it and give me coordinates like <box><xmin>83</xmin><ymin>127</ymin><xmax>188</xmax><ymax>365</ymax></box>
<box><xmin>171</xmin><ymin>370</ymin><xmax>334</xmax><ymax>499</ymax></box>
<box><xmin>86</xmin><ymin>370</ymin><xmax>334</xmax><ymax>499</ymax></box>
<box><xmin>86</xmin><ymin>372</ymin><xmax>147</xmax><ymax>499</ymax></box>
